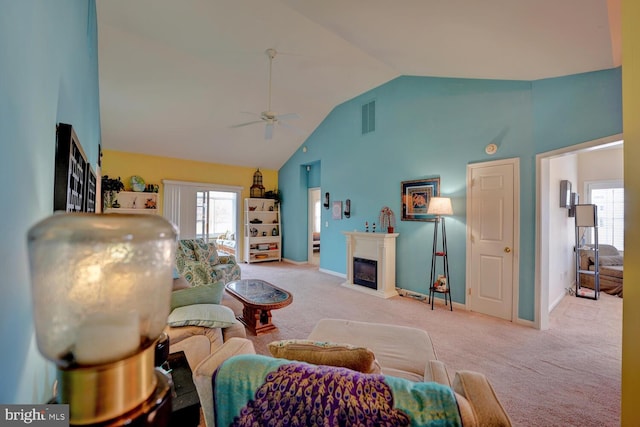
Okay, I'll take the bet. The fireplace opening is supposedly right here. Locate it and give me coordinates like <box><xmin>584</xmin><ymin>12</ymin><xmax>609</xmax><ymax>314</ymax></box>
<box><xmin>353</xmin><ymin>257</ymin><xmax>377</xmax><ymax>290</ymax></box>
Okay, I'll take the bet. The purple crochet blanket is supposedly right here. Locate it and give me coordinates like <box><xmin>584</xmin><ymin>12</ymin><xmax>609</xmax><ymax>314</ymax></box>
<box><xmin>231</xmin><ymin>362</ymin><xmax>410</xmax><ymax>427</ymax></box>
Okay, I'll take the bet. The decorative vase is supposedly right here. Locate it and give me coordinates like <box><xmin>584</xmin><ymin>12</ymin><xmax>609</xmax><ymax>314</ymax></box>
<box><xmin>387</xmin><ymin>227</ymin><xmax>394</xmax><ymax>233</ymax></box>
<box><xmin>104</xmin><ymin>191</ymin><xmax>116</xmax><ymax>209</ymax></box>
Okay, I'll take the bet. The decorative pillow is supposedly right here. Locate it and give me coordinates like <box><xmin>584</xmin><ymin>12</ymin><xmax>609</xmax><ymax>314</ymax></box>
<box><xmin>268</xmin><ymin>339</ymin><xmax>381</xmax><ymax>374</ymax></box>
<box><xmin>167</xmin><ymin>304</ymin><xmax>237</xmax><ymax>328</ymax></box>
<box><xmin>179</xmin><ymin>260</ymin><xmax>213</xmax><ymax>286</ymax></box>
<box><xmin>170</xmin><ymin>281</ymin><xmax>225</xmax><ymax>310</ymax></box>
<box><xmin>194</xmin><ymin>238</ymin><xmax>220</xmax><ymax>266</ymax></box>
<box><xmin>589</xmin><ymin>255</ymin><xmax>623</xmax><ymax>266</ymax></box>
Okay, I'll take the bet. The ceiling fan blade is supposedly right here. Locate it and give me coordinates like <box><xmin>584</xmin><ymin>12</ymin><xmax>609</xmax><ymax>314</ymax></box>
<box><xmin>229</xmin><ymin>120</ymin><xmax>263</xmax><ymax>128</ymax></box>
<box><xmin>264</xmin><ymin>123</ymin><xmax>274</xmax><ymax>140</ymax></box>
<box><xmin>275</xmin><ymin>113</ymin><xmax>299</xmax><ymax>121</ymax></box>
<box><xmin>231</xmin><ymin>50</ymin><xmax>300</xmax><ymax>139</ymax></box>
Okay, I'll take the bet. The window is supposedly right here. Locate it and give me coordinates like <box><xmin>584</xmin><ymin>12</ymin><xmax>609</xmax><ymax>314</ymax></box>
<box><xmin>196</xmin><ymin>191</ymin><xmax>236</xmax><ymax>242</ymax></box>
<box><xmin>586</xmin><ymin>180</ymin><xmax>624</xmax><ymax>250</ymax></box>
<box><xmin>162</xmin><ymin>180</ymin><xmax>241</xmax><ymax>241</ymax></box>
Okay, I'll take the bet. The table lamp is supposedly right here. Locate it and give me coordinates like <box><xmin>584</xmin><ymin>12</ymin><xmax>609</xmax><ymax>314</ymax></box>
<box><xmin>27</xmin><ymin>213</ymin><xmax>178</xmax><ymax>426</ymax></box>
<box><xmin>426</xmin><ymin>197</ymin><xmax>453</xmax><ymax>310</ymax></box>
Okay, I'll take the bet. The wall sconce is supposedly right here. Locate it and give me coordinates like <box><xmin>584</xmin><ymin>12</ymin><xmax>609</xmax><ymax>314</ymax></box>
<box><xmin>27</xmin><ymin>213</ymin><xmax>178</xmax><ymax>426</ymax></box>
<box><xmin>344</xmin><ymin>199</ymin><xmax>351</xmax><ymax>218</ymax></box>
<box><xmin>568</xmin><ymin>192</ymin><xmax>579</xmax><ymax>217</ymax></box>
<box><xmin>560</xmin><ymin>180</ymin><xmax>571</xmax><ymax>208</ymax></box>
<box><xmin>324</xmin><ymin>192</ymin><xmax>330</xmax><ymax>209</ymax></box>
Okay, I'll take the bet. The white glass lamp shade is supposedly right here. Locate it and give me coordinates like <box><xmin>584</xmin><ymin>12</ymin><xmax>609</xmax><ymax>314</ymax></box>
<box><xmin>27</xmin><ymin>213</ymin><xmax>177</xmax><ymax>367</ymax></box>
<box><xmin>427</xmin><ymin>197</ymin><xmax>453</xmax><ymax>216</ymax></box>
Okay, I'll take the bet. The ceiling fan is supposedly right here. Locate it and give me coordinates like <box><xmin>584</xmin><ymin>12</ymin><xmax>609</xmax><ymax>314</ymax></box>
<box><xmin>230</xmin><ymin>48</ymin><xmax>300</xmax><ymax>140</ymax></box>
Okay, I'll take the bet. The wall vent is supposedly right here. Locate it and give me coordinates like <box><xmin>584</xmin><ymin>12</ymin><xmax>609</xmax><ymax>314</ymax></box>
<box><xmin>361</xmin><ymin>100</ymin><xmax>375</xmax><ymax>135</ymax></box>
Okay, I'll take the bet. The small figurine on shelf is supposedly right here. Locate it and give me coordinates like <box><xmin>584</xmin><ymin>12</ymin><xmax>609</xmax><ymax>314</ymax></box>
<box><xmin>372</xmin><ymin>222</ymin><xmax>376</xmax><ymax>233</ymax></box>
<box><xmin>434</xmin><ymin>275</ymin><xmax>448</xmax><ymax>292</ymax></box>
<box><xmin>379</xmin><ymin>206</ymin><xmax>396</xmax><ymax>233</ymax></box>
<box><xmin>365</xmin><ymin>221</ymin><xmax>369</xmax><ymax>232</ymax></box>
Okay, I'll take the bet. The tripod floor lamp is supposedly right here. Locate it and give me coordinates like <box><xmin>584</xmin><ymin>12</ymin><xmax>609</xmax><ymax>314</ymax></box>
<box><xmin>427</xmin><ymin>197</ymin><xmax>453</xmax><ymax>310</ymax></box>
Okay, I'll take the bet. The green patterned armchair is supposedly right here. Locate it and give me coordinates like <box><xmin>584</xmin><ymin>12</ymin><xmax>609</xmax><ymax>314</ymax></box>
<box><xmin>175</xmin><ymin>238</ymin><xmax>241</xmax><ymax>286</ymax></box>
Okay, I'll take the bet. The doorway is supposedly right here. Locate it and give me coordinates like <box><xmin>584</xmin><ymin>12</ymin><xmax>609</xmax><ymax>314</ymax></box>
<box><xmin>536</xmin><ymin>133</ymin><xmax>623</xmax><ymax>330</ymax></box>
<box><xmin>308</xmin><ymin>188</ymin><xmax>321</xmax><ymax>266</ymax></box>
<box><xmin>466</xmin><ymin>158</ymin><xmax>520</xmax><ymax>321</ymax></box>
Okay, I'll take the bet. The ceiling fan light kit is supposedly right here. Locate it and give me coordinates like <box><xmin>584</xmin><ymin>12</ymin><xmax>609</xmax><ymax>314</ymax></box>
<box><xmin>230</xmin><ymin>48</ymin><xmax>300</xmax><ymax>140</ymax></box>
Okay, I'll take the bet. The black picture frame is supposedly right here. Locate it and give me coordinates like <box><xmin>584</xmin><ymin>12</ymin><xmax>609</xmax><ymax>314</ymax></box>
<box><xmin>84</xmin><ymin>166</ymin><xmax>97</xmax><ymax>213</ymax></box>
<box><xmin>401</xmin><ymin>177</ymin><xmax>440</xmax><ymax>222</ymax></box>
<box><xmin>53</xmin><ymin>123</ymin><xmax>89</xmax><ymax>212</ymax></box>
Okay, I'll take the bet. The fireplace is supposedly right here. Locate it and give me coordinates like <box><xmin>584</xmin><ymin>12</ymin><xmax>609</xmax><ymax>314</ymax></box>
<box><xmin>342</xmin><ymin>231</ymin><xmax>398</xmax><ymax>298</ymax></box>
<box><xmin>353</xmin><ymin>257</ymin><xmax>377</xmax><ymax>290</ymax></box>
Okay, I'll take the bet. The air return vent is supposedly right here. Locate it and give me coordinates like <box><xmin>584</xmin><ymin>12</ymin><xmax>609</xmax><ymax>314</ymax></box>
<box><xmin>362</xmin><ymin>100</ymin><xmax>375</xmax><ymax>135</ymax></box>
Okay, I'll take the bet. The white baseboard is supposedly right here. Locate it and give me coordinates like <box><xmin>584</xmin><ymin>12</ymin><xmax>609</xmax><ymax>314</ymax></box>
<box><xmin>396</xmin><ymin>287</ymin><xmax>465</xmax><ymax>310</ymax></box>
<box><xmin>281</xmin><ymin>258</ymin><xmax>306</xmax><ymax>265</ymax></box>
<box><xmin>319</xmin><ymin>268</ymin><xmax>345</xmax><ymax>278</ymax></box>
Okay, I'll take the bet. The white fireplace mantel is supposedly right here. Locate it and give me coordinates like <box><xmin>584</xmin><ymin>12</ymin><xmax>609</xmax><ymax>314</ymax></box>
<box><xmin>342</xmin><ymin>231</ymin><xmax>399</xmax><ymax>298</ymax></box>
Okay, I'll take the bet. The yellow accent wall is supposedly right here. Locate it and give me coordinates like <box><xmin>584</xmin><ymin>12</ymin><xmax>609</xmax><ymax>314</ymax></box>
<box><xmin>101</xmin><ymin>150</ymin><xmax>278</xmax><ymax>213</ymax></box>
<box><xmin>622</xmin><ymin>0</ymin><xmax>640</xmax><ymax>424</ymax></box>
<box><xmin>102</xmin><ymin>150</ymin><xmax>278</xmax><ymax>260</ymax></box>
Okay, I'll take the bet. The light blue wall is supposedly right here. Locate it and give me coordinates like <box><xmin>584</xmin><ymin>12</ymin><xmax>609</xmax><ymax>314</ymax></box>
<box><xmin>279</xmin><ymin>69</ymin><xmax>621</xmax><ymax>322</ymax></box>
<box><xmin>0</xmin><ymin>0</ymin><xmax>101</xmax><ymax>403</ymax></box>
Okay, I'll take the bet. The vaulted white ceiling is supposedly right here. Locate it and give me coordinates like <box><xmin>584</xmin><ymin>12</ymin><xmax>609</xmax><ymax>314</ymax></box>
<box><xmin>96</xmin><ymin>0</ymin><xmax>620</xmax><ymax>170</ymax></box>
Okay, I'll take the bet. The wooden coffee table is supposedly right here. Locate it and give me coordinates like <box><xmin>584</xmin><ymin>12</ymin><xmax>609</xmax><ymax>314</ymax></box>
<box><xmin>225</xmin><ymin>279</ymin><xmax>293</xmax><ymax>335</ymax></box>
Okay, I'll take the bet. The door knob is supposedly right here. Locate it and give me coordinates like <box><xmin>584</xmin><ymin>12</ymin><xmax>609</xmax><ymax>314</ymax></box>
<box><xmin>504</xmin><ymin>247</ymin><xmax>511</xmax><ymax>253</ymax></box>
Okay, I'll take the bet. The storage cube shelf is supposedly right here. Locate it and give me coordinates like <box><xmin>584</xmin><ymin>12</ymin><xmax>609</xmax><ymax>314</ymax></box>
<box><xmin>244</xmin><ymin>198</ymin><xmax>281</xmax><ymax>263</ymax></box>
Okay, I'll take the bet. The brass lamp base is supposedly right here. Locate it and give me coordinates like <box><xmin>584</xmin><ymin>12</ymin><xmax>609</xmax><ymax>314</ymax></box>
<box><xmin>57</xmin><ymin>343</ymin><xmax>172</xmax><ymax>426</ymax></box>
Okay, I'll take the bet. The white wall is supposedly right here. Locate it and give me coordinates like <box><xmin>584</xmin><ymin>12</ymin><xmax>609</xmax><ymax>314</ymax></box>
<box><xmin>578</xmin><ymin>145</ymin><xmax>624</xmax><ymax>198</ymax></box>
<box><xmin>548</xmin><ymin>154</ymin><xmax>578</xmax><ymax>310</ymax></box>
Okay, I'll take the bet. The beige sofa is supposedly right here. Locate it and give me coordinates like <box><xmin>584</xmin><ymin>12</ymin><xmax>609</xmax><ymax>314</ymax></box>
<box><xmin>167</xmin><ymin>237</ymin><xmax>246</xmax><ymax>368</ymax></box>
<box><xmin>193</xmin><ymin>319</ymin><xmax>512</xmax><ymax>427</ymax></box>
<box><xmin>167</xmin><ymin>320</ymin><xmax>246</xmax><ymax>370</ymax></box>
<box><xmin>578</xmin><ymin>244</ymin><xmax>623</xmax><ymax>297</ymax></box>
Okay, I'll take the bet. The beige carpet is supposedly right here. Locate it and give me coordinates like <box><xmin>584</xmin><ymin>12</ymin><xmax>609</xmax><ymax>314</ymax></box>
<box><xmin>222</xmin><ymin>261</ymin><xmax>621</xmax><ymax>427</ymax></box>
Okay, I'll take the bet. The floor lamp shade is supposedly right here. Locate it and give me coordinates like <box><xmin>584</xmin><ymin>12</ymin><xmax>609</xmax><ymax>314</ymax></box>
<box><xmin>427</xmin><ymin>197</ymin><xmax>453</xmax><ymax>216</ymax></box>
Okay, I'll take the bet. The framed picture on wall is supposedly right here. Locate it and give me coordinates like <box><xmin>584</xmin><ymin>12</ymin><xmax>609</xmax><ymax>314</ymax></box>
<box><xmin>53</xmin><ymin>123</ymin><xmax>89</xmax><ymax>212</ymax></box>
<box><xmin>84</xmin><ymin>166</ymin><xmax>97</xmax><ymax>213</ymax></box>
<box><xmin>332</xmin><ymin>201</ymin><xmax>343</xmax><ymax>220</ymax></box>
<box><xmin>401</xmin><ymin>177</ymin><xmax>440</xmax><ymax>221</ymax></box>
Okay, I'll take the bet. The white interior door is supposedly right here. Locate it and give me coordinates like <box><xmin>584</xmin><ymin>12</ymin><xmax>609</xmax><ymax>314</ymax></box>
<box><xmin>467</xmin><ymin>158</ymin><xmax>519</xmax><ymax>321</ymax></box>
